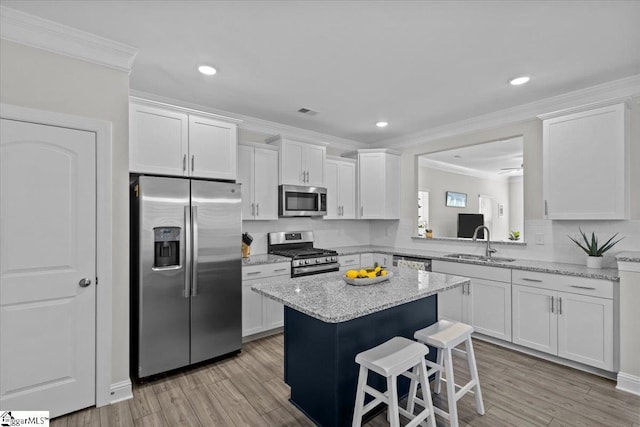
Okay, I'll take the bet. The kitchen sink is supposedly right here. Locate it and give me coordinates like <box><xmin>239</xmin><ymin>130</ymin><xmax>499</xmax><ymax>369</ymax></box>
<box><xmin>444</xmin><ymin>253</ymin><xmax>516</xmax><ymax>263</ymax></box>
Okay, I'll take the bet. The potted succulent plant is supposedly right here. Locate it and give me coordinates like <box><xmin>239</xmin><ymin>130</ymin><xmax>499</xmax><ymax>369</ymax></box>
<box><xmin>508</xmin><ymin>231</ymin><xmax>521</xmax><ymax>241</ymax></box>
<box><xmin>568</xmin><ymin>228</ymin><xmax>624</xmax><ymax>269</ymax></box>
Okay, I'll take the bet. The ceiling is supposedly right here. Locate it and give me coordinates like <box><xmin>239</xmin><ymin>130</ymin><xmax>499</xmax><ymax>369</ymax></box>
<box><xmin>4</xmin><ymin>1</ymin><xmax>640</xmax><ymax>145</ymax></box>
<box><xmin>419</xmin><ymin>136</ymin><xmax>523</xmax><ymax>179</ymax></box>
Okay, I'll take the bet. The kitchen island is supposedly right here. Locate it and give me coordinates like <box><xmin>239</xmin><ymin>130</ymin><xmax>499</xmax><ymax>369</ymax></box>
<box><xmin>252</xmin><ymin>268</ymin><xmax>469</xmax><ymax>427</ymax></box>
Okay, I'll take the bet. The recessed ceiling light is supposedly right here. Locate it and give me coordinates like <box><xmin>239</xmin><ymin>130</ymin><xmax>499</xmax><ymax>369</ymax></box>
<box><xmin>198</xmin><ymin>65</ymin><xmax>217</xmax><ymax>76</ymax></box>
<box><xmin>509</xmin><ymin>76</ymin><xmax>530</xmax><ymax>86</ymax></box>
<box><xmin>376</xmin><ymin>121</ymin><xmax>388</xmax><ymax>128</ymax></box>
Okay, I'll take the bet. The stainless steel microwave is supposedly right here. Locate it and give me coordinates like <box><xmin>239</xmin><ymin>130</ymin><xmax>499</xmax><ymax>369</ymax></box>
<box><xmin>279</xmin><ymin>185</ymin><xmax>327</xmax><ymax>217</ymax></box>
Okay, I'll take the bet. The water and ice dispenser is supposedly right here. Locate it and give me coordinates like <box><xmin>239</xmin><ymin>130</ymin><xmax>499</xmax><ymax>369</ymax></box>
<box><xmin>153</xmin><ymin>227</ymin><xmax>181</xmax><ymax>268</ymax></box>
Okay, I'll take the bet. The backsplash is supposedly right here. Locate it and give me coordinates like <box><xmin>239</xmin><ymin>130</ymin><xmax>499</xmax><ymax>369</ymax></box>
<box><xmin>242</xmin><ymin>218</ymin><xmax>372</xmax><ymax>254</ymax></box>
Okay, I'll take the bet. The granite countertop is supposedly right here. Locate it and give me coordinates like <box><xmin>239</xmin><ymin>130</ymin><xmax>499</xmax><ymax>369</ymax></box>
<box><xmin>251</xmin><ymin>268</ymin><xmax>468</xmax><ymax>323</ymax></box>
<box><xmin>330</xmin><ymin>245</ymin><xmax>620</xmax><ymax>281</ymax></box>
<box><xmin>242</xmin><ymin>253</ymin><xmax>290</xmax><ymax>266</ymax></box>
<box><xmin>616</xmin><ymin>251</ymin><xmax>640</xmax><ymax>263</ymax></box>
<box><xmin>242</xmin><ymin>245</ymin><xmax>620</xmax><ymax>281</ymax></box>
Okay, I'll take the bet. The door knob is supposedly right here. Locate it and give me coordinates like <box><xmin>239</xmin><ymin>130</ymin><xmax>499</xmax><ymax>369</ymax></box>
<box><xmin>79</xmin><ymin>278</ymin><xmax>92</xmax><ymax>287</ymax></box>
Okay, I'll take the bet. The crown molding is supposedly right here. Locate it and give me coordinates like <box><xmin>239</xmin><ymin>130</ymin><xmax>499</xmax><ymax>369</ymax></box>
<box><xmin>375</xmin><ymin>74</ymin><xmax>640</xmax><ymax>150</ymax></box>
<box><xmin>130</xmin><ymin>89</ymin><xmax>367</xmax><ymax>152</ymax></box>
<box><xmin>0</xmin><ymin>6</ymin><xmax>137</xmax><ymax>73</ymax></box>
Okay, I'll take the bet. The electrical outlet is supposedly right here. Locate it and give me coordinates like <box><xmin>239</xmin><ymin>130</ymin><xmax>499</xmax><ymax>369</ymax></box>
<box><xmin>535</xmin><ymin>233</ymin><xmax>544</xmax><ymax>245</ymax></box>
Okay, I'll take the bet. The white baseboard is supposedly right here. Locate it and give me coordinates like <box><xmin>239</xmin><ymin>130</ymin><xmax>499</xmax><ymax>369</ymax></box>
<box><xmin>616</xmin><ymin>372</ymin><xmax>640</xmax><ymax>396</ymax></box>
<box><xmin>109</xmin><ymin>379</ymin><xmax>133</xmax><ymax>404</ymax></box>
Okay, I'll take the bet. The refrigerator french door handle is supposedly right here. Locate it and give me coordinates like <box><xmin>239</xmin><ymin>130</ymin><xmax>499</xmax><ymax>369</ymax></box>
<box><xmin>184</xmin><ymin>206</ymin><xmax>192</xmax><ymax>298</ymax></box>
<box><xmin>191</xmin><ymin>206</ymin><xmax>199</xmax><ymax>297</ymax></box>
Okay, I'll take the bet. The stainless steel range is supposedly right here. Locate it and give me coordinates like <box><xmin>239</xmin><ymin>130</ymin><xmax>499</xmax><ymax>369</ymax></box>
<box><xmin>268</xmin><ymin>231</ymin><xmax>339</xmax><ymax>277</ymax></box>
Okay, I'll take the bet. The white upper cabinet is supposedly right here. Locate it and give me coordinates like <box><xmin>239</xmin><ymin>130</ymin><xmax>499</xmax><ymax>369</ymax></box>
<box><xmin>130</xmin><ymin>103</ymin><xmax>189</xmax><ymax>176</ymax></box>
<box><xmin>188</xmin><ymin>115</ymin><xmax>237</xmax><ymax>180</ymax></box>
<box><xmin>354</xmin><ymin>149</ymin><xmax>400</xmax><ymax>219</ymax></box>
<box><xmin>130</xmin><ymin>99</ymin><xmax>239</xmax><ymax>180</ymax></box>
<box><xmin>267</xmin><ymin>137</ymin><xmax>326</xmax><ymax>186</ymax></box>
<box><xmin>540</xmin><ymin>101</ymin><xmax>630</xmax><ymax>219</ymax></box>
<box><xmin>324</xmin><ymin>156</ymin><xmax>356</xmax><ymax>219</ymax></box>
<box><xmin>238</xmin><ymin>143</ymin><xmax>278</xmax><ymax>221</ymax></box>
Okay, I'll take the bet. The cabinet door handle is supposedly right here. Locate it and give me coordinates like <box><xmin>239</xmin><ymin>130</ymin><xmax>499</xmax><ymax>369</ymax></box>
<box><xmin>522</xmin><ymin>278</ymin><xmax>543</xmax><ymax>283</ymax></box>
<box><xmin>550</xmin><ymin>296</ymin><xmax>554</xmax><ymax>313</ymax></box>
<box><xmin>360</xmin><ymin>206</ymin><xmax>364</xmax><ymax>217</ymax></box>
<box><xmin>558</xmin><ymin>297</ymin><xmax>562</xmax><ymax>315</ymax></box>
<box><xmin>246</xmin><ymin>271</ymin><xmax>261</xmax><ymax>276</ymax></box>
<box><xmin>306</xmin><ymin>171</ymin><xmax>309</xmax><ymax>182</ymax></box>
<box><xmin>256</xmin><ymin>203</ymin><xmax>259</xmax><ymax>217</ymax></box>
<box><xmin>570</xmin><ymin>285</ymin><xmax>596</xmax><ymax>290</ymax></box>
<box><xmin>191</xmin><ymin>155</ymin><xmax>195</xmax><ymax>171</ymax></box>
<box><xmin>544</xmin><ymin>200</ymin><xmax>548</xmax><ymax>216</ymax></box>
<box><xmin>344</xmin><ymin>259</ymin><xmax>356</xmax><ymax>263</ymax></box>
<box><xmin>183</xmin><ymin>154</ymin><xmax>187</xmax><ymax>171</ymax></box>
<box><xmin>273</xmin><ymin>268</ymin><xmax>288</xmax><ymax>272</ymax></box>
<box><xmin>462</xmin><ymin>284</ymin><xmax>466</xmax><ymax>295</ymax></box>
<box><xmin>466</xmin><ymin>283</ymin><xmax>471</xmax><ymax>295</ymax></box>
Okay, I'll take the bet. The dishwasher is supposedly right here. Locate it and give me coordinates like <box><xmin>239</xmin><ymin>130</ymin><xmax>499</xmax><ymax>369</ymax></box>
<box><xmin>392</xmin><ymin>255</ymin><xmax>432</xmax><ymax>271</ymax></box>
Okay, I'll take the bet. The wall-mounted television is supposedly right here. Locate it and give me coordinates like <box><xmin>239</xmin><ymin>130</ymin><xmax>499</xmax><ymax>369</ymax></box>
<box><xmin>457</xmin><ymin>213</ymin><xmax>484</xmax><ymax>238</ymax></box>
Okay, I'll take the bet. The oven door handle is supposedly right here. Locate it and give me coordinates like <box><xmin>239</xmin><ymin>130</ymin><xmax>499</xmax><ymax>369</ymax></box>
<box><xmin>293</xmin><ymin>263</ymin><xmax>340</xmax><ymax>276</ymax></box>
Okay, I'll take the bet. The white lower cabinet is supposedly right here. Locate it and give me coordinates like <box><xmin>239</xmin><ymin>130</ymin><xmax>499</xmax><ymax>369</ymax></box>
<box><xmin>432</xmin><ymin>260</ymin><xmax>512</xmax><ymax>341</ymax></box>
<box><xmin>338</xmin><ymin>254</ymin><xmax>360</xmax><ymax>272</ymax></box>
<box><xmin>512</xmin><ymin>270</ymin><xmax>615</xmax><ymax>371</ymax></box>
<box><xmin>242</xmin><ymin>262</ymin><xmax>290</xmax><ymax>337</ymax></box>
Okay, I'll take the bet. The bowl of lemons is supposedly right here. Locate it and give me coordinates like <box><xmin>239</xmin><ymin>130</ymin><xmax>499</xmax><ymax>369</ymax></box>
<box><xmin>343</xmin><ymin>266</ymin><xmax>393</xmax><ymax>286</ymax></box>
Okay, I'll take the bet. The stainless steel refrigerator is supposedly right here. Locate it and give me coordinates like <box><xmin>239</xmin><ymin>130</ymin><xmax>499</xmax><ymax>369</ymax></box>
<box><xmin>130</xmin><ymin>175</ymin><xmax>242</xmax><ymax>379</ymax></box>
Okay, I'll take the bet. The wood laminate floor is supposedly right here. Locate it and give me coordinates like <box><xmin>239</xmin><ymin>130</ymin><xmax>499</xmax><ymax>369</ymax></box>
<box><xmin>51</xmin><ymin>334</ymin><xmax>639</xmax><ymax>426</ymax></box>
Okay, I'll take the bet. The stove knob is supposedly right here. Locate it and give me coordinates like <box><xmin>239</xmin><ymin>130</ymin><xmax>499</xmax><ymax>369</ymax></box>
<box><xmin>316</xmin><ymin>258</ymin><xmax>322</xmax><ymax>264</ymax></box>
<box><xmin>305</xmin><ymin>259</ymin><xmax>311</xmax><ymax>265</ymax></box>
<box><xmin>325</xmin><ymin>257</ymin><xmax>331</xmax><ymax>262</ymax></box>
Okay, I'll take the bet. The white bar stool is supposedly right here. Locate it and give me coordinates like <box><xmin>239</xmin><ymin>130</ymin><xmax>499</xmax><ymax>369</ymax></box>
<box><xmin>410</xmin><ymin>320</ymin><xmax>485</xmax><ymax>427</ymax></box>
<box><xmin>352</xmin><ymin>336</ymin><xmax>436</xmax><ymax>427</ymax></box>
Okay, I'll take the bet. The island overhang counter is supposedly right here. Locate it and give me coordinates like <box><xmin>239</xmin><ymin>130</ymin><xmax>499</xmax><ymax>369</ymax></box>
<box><xmin>251</xmin><ymin>268</ymin><xmax>469</xmax><ymax>427</ymax></box>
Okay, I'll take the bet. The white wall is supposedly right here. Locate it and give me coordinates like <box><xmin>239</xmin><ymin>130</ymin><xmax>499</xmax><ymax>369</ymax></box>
<box><xmin>618</xmin><ymin>269</ymin><xmax>640</xmax><ymax>383</ymax></box>
<box><xmin>509</xmin><ymin>176</ymin><xmax>524</xmax><ymax>240</ymax></box>
<box><xmin>0</xmin><ymin>40</ymin><xmax>130</xmax><ymax>385</ymax></box>
<box><xmin>419</xmin><ymin>166</ymin><xmax>513</xmax><ymax>240</ymax></box>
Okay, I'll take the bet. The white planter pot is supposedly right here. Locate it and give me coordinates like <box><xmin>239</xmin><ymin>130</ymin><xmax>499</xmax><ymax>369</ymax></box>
<box><xmin>586</xmin><ymin>256</ymin><xmax>603</xmax><ymax>269</ymax></box>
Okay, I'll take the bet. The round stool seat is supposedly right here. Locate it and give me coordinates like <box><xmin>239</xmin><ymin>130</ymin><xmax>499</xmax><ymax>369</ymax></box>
<box><xmin>356</xmin><ymin>336</ymin><xmax>428</xmax><ymax>377</ymax></box>
<box><xmin>414</xmin><ymin>319</ymin><xmax>473</xmax><ymax>348</ymax></box>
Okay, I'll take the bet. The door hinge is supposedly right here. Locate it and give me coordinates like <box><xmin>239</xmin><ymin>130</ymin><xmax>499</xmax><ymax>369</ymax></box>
<box><xmin>95</xmin><ymin>277</ymin><xmax>99</xmax><ymax>285</ymax></box>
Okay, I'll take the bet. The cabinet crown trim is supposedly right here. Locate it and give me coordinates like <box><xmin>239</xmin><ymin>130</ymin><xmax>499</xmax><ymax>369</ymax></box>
<box><xmin>326</xmin><ymin>155</ymin><xmax>356</xmax><ymax>164</ymax></box>
<box><xmin>341</xmin><ymin>148</ymin><xmax>401</xmax><ymax>158</ymax></box>
<box><xmin>130</xmin><ymin>97</ymin><xmax>242</xmax><ymax>124</ymax></box>
<box><xmin>239</xmin><ymin>141</ymin><xmax>279</xmax><ymax>151</ymax></box>
<box><xmin>265</xmin><ymin>135</ymin><xmax>330</xmax><ymax>147</ymax></box>
<box><xmin>537</xmin><ymin>97</ymin><xmax>632</xmax><ymax>120</ymax></box>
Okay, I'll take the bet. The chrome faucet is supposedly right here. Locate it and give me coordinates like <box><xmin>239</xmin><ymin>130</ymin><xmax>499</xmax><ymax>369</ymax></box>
<box><xmin>472</xmin><ymin>225</ymin><xmax>497</xmax><ymax>258</ymax></box>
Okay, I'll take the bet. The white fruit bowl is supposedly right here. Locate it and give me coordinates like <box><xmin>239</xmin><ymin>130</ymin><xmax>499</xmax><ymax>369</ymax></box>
<box><xmin>343</xmin><ymin>271</ymin><xmax>393</xmax><ymax>286</ymax></box>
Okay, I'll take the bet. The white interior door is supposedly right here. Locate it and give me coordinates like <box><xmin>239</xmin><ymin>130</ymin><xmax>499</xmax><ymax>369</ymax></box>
<box><xmin>1</xmin><ymin>119</ymin><xmax>96</xmax><ymax>417</ymax></box>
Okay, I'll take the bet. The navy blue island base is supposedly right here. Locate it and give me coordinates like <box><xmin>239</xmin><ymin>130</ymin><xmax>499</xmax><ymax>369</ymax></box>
<box><xmin>283</xmin><ymin>295</ymin><xmax>438</xmax><ymax>427</ymax></box>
